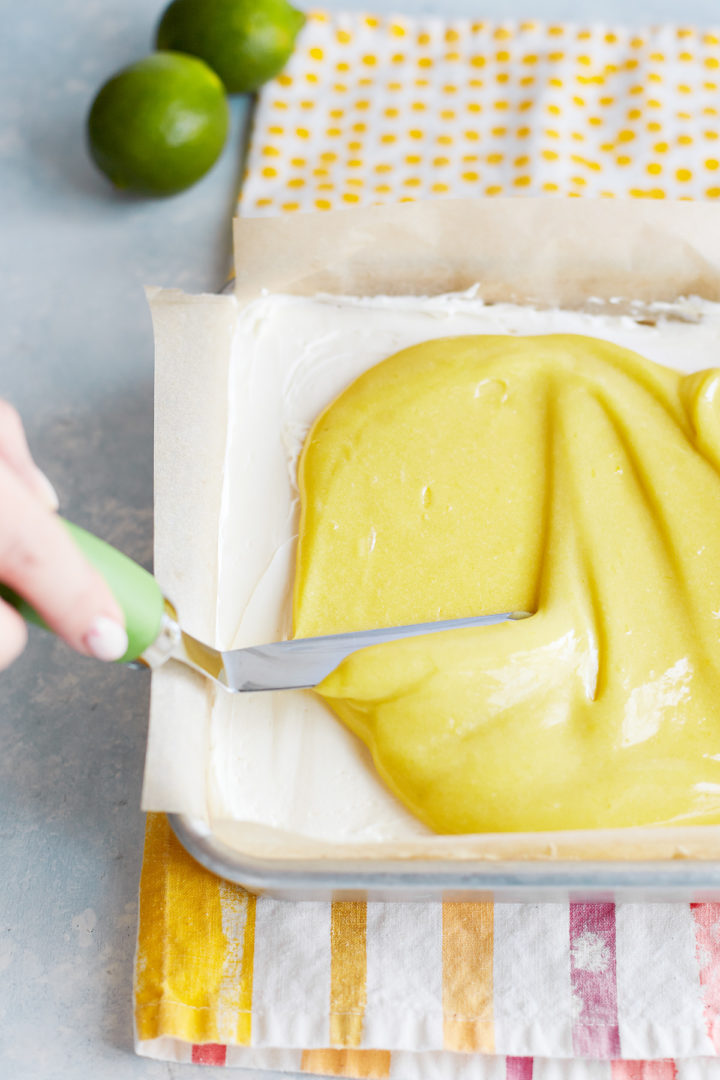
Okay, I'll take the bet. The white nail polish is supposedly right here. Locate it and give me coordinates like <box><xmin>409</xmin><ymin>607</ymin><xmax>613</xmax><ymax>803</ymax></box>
<box><xmin>34</xmin><ymin>467</ymin><xmax>60</xmax><ymax>511</ymax></box>
<box><xmin>85</xmin><ymin>616</ymin><xmax>128</xmax><ymax>662</ymax></box>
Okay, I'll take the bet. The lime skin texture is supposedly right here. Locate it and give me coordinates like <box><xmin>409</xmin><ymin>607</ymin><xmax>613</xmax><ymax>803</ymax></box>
<box><xmin>87</xmin><ymin>52</ymin><xmax>230</xmax><ymax>196</ymax></box>
<box><xmin>155</xmin><ymin>0</ymin><xmax>306</xmax><ymax>94</ymax></box>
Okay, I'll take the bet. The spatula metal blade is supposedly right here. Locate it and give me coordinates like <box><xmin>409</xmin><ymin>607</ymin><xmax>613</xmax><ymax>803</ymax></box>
<box><xmin>219</xmin><ymin>612</ymin><xmax>529</xmax><ymax>693</ymax></box>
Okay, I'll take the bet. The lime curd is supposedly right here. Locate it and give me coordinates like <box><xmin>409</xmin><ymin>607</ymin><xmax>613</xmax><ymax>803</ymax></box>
<box><xmin>293</xmin><ymin>334</ymin><xmax>720</xmax><ymax>833</ymax></box>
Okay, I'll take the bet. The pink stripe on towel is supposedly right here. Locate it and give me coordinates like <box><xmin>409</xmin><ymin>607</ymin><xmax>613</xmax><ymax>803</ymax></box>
<box><xmin>611</xmin><ymin>1061</ymin><xmax>677</xmax><ymax>1080</ymax></box>
<box><xmin>506</xmin><ymin>1057</ymin><xmax>533</xmax><ymax>1080</ymax></box>
<box><xmin>570</xmin><ymin>902</ymin><xmax>621</xmax><ymax>1058</ymax></box>
<box><xmin>691</xmin><ymin>903</ymin><xmax>720</xmax><ymax>1052</ymax></box>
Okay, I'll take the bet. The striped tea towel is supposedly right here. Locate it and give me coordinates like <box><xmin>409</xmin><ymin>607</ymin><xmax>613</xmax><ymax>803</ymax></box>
<box><xmin>136</xmin><ymin>817</ymin><xmax>720</xmax><ymax>1075</ymax></box>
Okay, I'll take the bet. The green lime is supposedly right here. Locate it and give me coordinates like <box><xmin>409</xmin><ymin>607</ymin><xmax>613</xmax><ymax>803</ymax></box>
<box><xmin>87</xmin><ymin>52</ymin><xmax>229</xmax><ymax>196</ymax></box>
<box><xmin>155</xmin><ymin>0</ymin><xmax>306</xmax><ymax>94</ymax></box>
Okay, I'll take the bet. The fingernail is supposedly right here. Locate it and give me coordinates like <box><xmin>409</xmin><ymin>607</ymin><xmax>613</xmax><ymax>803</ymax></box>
<box><xmin>84</xmin><ymin>616</ymin><xmax>128</xmax><ymax>662</ymax></box>
<box><xmin>34</xmin><ymin>467</ymin><xmax>59</xmax><ymax>511</ymax></box>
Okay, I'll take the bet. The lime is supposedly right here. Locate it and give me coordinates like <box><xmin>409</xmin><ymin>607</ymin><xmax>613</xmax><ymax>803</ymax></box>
<box><xmin>87</xmin><ymin>52</ymin><xmax>229</xmax><ymax>196</ymax></box>
<box><xmin>155</xmin><ymin>0</ymin><xmax>306</xmax><ymax>94</ymax></box>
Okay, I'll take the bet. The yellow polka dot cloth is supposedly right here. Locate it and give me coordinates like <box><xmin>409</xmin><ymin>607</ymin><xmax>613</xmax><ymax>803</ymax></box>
<box><xmin>238</xmin><ymin>9</ymin><xmax>720</xmax><ymax>213</ymax></box>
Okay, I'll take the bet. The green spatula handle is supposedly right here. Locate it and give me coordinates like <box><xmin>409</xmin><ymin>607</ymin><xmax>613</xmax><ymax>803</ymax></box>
<box><xmin>0</xmin><ymin>519</ymin><xmax>166</xmax><ymax>664</ymax></box>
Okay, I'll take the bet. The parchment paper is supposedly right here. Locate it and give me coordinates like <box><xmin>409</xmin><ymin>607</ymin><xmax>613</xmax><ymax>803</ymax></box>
<box><xmin>144</xmin><ymin>197</ymin><xmax>720</xmax><ymax>862</ymax></box>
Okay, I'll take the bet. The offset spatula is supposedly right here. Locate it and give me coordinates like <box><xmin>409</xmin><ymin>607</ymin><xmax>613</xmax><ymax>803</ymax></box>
<box><xmin>1</xmin><ymin>519</ymin><xmax>529</xmax><ymax>692</ymax></box>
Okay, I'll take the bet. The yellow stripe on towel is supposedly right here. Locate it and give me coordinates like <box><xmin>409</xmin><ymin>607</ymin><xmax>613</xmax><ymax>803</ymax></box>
<box><xmin>134</xmin><ymin>814</ymin><xmax>255</xmax><ymax>1046</ymax></box>
<box><xmin>301</xmin><ymin>1049</ymin><xmax>392</xmax><ymax>1078</ymax></box>
<box><xmin>330</xmin><ymin>901</ymin><xmax>368</xmax><ymax>1047</ymax></box>
<box><xmin>442</xmin><ymin>901</ymin><xmax>494</xmax><ymax>1052</ymax></box>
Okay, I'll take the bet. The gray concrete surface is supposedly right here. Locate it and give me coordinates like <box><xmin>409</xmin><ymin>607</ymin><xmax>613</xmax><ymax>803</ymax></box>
<box><xmin>2</xmin><ymin>0</ymin><xmax>720</xmax><ymax>1077</ymax></box>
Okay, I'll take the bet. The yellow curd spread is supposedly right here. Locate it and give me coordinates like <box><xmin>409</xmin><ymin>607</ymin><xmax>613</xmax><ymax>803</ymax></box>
<box><xmin>293</xmin><ymin>333</ymin><xmax>720</xmax><ymax>834</ymax></box>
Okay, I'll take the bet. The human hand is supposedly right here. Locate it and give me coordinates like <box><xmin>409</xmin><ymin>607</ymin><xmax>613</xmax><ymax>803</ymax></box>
<box><xmin>0</xmin><ymin>400</ymin><xmax>128</xmax><ymax>670</ymax></box>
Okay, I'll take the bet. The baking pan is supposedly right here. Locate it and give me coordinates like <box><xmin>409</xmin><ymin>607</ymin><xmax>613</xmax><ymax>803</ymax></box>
<box><xmin>145</xmin><ymin>200</ymin><xmax>720</xmax><ymax>900</ymax></box>
<box><xmin>169</xmin><ymin>814</ymin><xmax>720</xmax><ymax>902</ymax></box>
